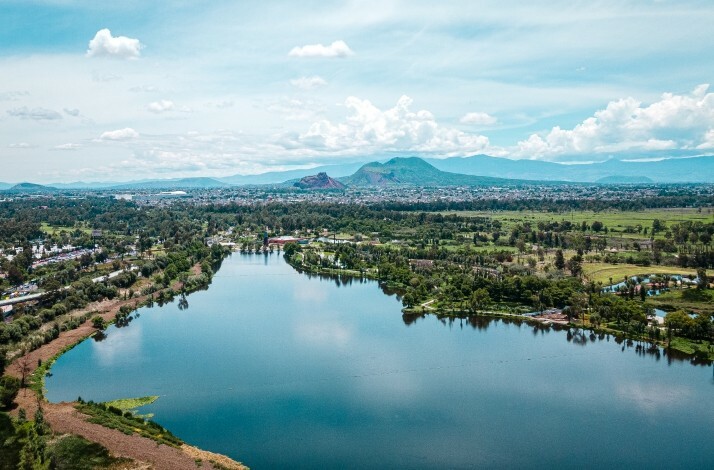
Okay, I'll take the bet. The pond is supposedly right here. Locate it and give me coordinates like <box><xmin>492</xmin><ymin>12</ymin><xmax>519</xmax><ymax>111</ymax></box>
<box><xmin>46</xmin><ymin>254</ymin><xmax>714</xmax><ymax>468</ymax></box>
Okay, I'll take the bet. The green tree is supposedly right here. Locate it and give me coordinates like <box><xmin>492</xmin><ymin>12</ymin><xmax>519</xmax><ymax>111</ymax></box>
<box><xmin>470</xmin><ymin>288</ymin><xmax>491</xmax><ymax>313</ymax></box>
<box><xmin>554</xmin><ymin>249</ymin><xmax>565</xmax><ymax>270</ymax></box>
<box><xmin>566</xmin><ymin>255</ymin><xmax>582</xmax><ymax>277</ymax></box>
<box><xmin>569</xmin><ymin>292</ymin><xmax>589</xmax><ymax>325</ymax></box>
<box><xmin>91</xmin><ymin>316</ymin><xmax>106</xmax><ymax>330</ymax></box>
<box><xmin>0</xmin><ymin>375</ymin><xmax>21</xmax><ymax>408</ymax></box>
<box><xmin>697</xmin><ymin>268</ymin><xmax>708</xmax><ymax>290</ymax></box>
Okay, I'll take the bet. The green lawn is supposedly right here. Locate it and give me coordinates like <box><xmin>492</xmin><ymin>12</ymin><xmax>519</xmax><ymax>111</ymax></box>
<box><xmin>40</xmin><ymin>222</ymin><xmax>93</xmax><ymax>235</ymax></box>
<box><xmin>439</xmin><ymin>208</ymin><xmax>711</xmax><ymax>238</ymax></box>
<box><xmin>105</xmin><ymin>395</ymin><xmax>159</xmax><ymax>411</ymax></box>
<box><xmin>582</xmin><ymin>262</ymin><xmax>696</xmax><ymax>284</ymax></box>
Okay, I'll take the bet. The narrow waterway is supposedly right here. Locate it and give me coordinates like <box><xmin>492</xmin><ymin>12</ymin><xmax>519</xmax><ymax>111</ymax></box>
<box><xmin>47</xmin><ymin>254</ymin><xmax>714</xmax><ymax>469</ymax></box>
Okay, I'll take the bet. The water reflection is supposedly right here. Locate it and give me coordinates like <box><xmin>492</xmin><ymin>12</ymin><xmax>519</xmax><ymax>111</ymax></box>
<box><xmin>403</xmin><ymin>311</ymin><xmax>712</xmax><ymax>367</ymax></box>
<box><xmin>46</xmin><ymin>253</ymin><xmax>714</xmax><ymax>469</ymax></box>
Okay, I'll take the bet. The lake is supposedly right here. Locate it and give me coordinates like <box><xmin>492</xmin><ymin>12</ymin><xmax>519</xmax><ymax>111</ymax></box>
<box><xmin>46</xmin><ymin>253</ymin><xmax>714</xmax><ymax>468</ymax></box>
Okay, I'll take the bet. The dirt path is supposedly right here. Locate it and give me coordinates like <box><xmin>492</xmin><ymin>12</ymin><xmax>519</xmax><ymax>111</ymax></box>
<box><xmin>11</xmin><ymin>389</ymin><xmax>247</xmax><ymax>469</ymax></box>
<box><xmin>6</xmin><ymin>265</ymin><xmax>248</xmax><ymax>470</ymax></box>
<box><xmin>45</xmin><ymin>401</ymin><xmax>231</xmax><ymax>470</ymax></box>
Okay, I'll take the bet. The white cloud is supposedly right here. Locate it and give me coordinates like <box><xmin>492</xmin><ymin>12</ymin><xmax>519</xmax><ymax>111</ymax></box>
<box><xmin>63</xmin><ymin>108</ymin><xmax>80</xmax><ymax>117</ymax></box>
<box><xmin>266</xmin><ymin>97</ymin><xmax>325</xmax><ymax>121</ymax></box>
<box><xmin>698</xmin><ymin>129</ymin><xmax>714</xmax><ymax>150</ymax></box>
<box><xmin>516</xmin><ymin>84</ymin><xmax>714</xmax><ymax>159</ymax></box>
<box><xmin>295</xmin><ymin>95</ymin><xmax>491</xmax><ymax>155</ymax></box>
<box><xmin>460</xmin><ymin>112</ymin><xmax>497</xmax><ymax>126</ymax></box>
<box><xmin>92</xmin><ymin>71</ymin><xmax>122</xmax><ymax>82</ymax></box>
<box><xmin>8</xmin><ymin>142</ymin><xmax>33</xmax><ymax>149</ymax></box>
<box><xmin>100</xmin><ymin>128</ymin><xmax>139</xmax><ymax>141</ymax></box>
<box><xmin>7</xmin><ymin>106</ymin><xmax>62</xmax><ymax>120</ymax></box>
<box><xmin>0</xmin><ymin>90</ymin><xmax>29</xmax><ymax>101</ymax></box>
<box><xmin>86</xmin><ymin>29</ymin><xmax>143</xmax><ymax>59</ymax></box>
<box><xmin>288</xmin><ymin>40</ymin><xmax>353</xmax><ymax>58</ymax></box>
<box><xmin>147</xmin><ymin>100</ymin><xmax>175</xmax><ymax>113</ymax></box>
<box><xmin>214</xmin><ymin>100</ymin><xmax>234</xmax><ymax>109</ymax></box>
<box><xmin>290</xmin><ymin>76</ymin><xmax>328</xmax><ymax>90</ymax></box>
<box><xmin>53</xmin><ymin>143</ymin><xmax>81</xmax><ymax>151</ymax></box>
<box><xmin>129</xmin><ymin>85</ymin><xmax>158</xmax><ymax>93</ymax></box>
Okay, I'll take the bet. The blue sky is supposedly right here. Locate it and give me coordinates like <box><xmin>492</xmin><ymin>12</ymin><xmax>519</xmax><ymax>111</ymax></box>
<box><xmin>1</xmin><ymin>0</ymin><xmax>714</xmax><ymax>182</ymax></box>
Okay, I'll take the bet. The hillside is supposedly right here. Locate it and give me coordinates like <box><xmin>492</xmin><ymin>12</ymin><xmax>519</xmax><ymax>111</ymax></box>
<box><xmin>293</xmin><ymin>172</ymin><xmax>346</xmax><ymax>190</ymax></box>
<box><xmin>340</xmin><ymin>157</ymin><xmax>520</xmax><ymax>187</ymax></box>
<box><xmin>220</xmin><ymin>162</ymin><xmax>365</xmax><ymax>185</ymax></box>
<box><xmin>4</xmin><ymin>182</ymin><xmax>58</xmax><ymax>193</ymax></box>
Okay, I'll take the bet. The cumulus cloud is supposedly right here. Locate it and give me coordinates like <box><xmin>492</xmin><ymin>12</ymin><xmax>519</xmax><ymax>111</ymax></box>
<box><xmin>7</xmin><ymin>106</ymin><xmax>62</xmax><ymax>120</ymax></box>
<box><xmin>516</xmin><ymin>84</ymin><xmax>714</xmax><ymax>159</ymax></box>
<box><xmin>290</xmin><ymin>76</ymin><xmax>328</xmax><ymax>90</ymax></box>
<box><xmin>147</xmin><ymin>100</ymin><xmax>175</xmax><ymax>113</ymax></box>
<box><xmin>86</xmin><ymin>29</ymin><xmax>143</xmax><ymax>59</ymax></box>
<box><xmin>289</xmin><ymin>40</ymin><xmax>353</xmax><ymax>58</ymax></box>
<box><xmin>63</xmin><ymin>108</ymin><xmax>80</xmax><ymax>117</ymax></box>
<box><xmin>460</xmin><ymin>112</ymin><xmax>497</xmax><ymax>126</ymax></box>
<box><xmin>53</xmin><ymin>143</ymin><xmax>81</xmax><ymax>151</ymax></box>
<box><xmin>698</xmin><ymin>129</ymin><xmax>714</xmax><ymax>149</ymax></box>
<box><xmin>295</xmin><ymin>95</ymin><xmax>491</xmax><ymax>155</ymax></box>
<box><xmin>100</xmin><ymin>128</ymin><xmax>139</xmax><ymax>141</ymax></box>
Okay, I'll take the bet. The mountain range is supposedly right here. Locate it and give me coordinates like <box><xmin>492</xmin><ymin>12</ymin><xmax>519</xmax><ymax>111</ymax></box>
<box><xmin>1</xmin><ymin>155</ymin><xmax>713</xmax><ymax>191</ymax></box>
<box><xmin>340</xmin><ymin>157</ymin><xmax>528</xmax><ymax>186</ymax></box>
<box><xmin>425</xmin><ymin>154</ymin><xmax>714</xmax><ymax>183</ymax></box>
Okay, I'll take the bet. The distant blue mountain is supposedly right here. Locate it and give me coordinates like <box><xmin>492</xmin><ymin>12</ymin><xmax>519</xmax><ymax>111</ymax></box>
<box><xmin>5</xmin><ymin>182</ymin><xmax>58</xmax><ymax>193</ymax></box>
<box><xmin>218</xmin><ymin>161</ymin><xmax>366</xmax><ymax>185</ymax></box>
<box><xmin>3</xmin><ymin>154</ymin><xmax>712</xmax><ymax>190</ymax></box>
<box><xmin>426</xmin><ymin>154</ymin><xmax>714</xmax><ymax>183</ymax></box>
<box><xmin>109</xmin><ymin>177</ymin><xmax>230</xmax><ymax>190</ymax></box>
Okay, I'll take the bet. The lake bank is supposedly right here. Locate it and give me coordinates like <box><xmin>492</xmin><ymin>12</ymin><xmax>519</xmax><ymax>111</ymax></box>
<box><xmin>6</xmin><ymin>262</ymin><xmax>248</xmax><ymax>470</ymax></box>
<box><xmin>288</xmin><ymin>254</ymin><xmax>714</xmax><ymax>362</ymax></box>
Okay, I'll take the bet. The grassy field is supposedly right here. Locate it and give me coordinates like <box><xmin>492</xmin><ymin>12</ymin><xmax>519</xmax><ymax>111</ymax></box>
<box><xmin>105</xmin><ymin>395</ymin><xmax>159</xmax><ymax>411</ymax></box>
<box><xmin>648</xmin><ymin>289</ymin><xmax>714</xmax><ymax>315</ymax></box>
<box><xmin>441</xmin><ymin>208</ymin><xmax>712</xmax><ymax>236</ymax></box>
<box><xmin>582</xmin><ymin>262</ymin><xmax>696</xmax><ymax>284</ymax></box>
<box><xmin>40</xmin><ymin>222</ymin><xmax>93</xmax><ymax>235</ymax></box>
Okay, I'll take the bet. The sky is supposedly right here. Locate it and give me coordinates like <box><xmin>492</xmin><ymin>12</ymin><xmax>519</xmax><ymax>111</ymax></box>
<box><xmin>1</xmin><ymin>0</ymin><xmax>714</xmax><ymax>183</ymax></box>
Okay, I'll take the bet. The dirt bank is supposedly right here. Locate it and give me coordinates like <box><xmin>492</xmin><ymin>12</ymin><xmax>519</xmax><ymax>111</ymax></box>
<box><xmin>6</xmin><ymin>266</ymin><xmax>248</xmax><ymax>470</ymax></box>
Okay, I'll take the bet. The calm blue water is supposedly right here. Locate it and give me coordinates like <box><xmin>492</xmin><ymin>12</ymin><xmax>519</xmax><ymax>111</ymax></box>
<box><xmin>47</xmin><ymin>254</ymin><xmax>714</xmax><ymax>469</ymax></box>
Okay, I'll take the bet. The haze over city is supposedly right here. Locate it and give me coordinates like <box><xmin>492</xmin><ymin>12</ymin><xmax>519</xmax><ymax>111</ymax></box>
<box><xmin>2</xmin><ymin>0</ymin><xmax>714</xmax><ymax>183</ymax></box>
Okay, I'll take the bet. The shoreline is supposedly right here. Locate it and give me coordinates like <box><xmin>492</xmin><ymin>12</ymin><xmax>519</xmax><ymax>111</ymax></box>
<box><xmin>287</xmin><ymin>255</ymin><xmax>714</xmax><ymax>363</ymax></box>
<box><xmin>6</xmin><ymin>262</ymin><xmax>248</xmax><ymax>470</ymax></box>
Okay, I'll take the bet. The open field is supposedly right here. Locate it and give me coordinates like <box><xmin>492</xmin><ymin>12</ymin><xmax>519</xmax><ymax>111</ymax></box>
<box><xmin>440</xmin><ymin>208</ymin><xmax>712</xmax><ymax>236</ymax></box>
<box><xmin>582</xmin><ymin>262</ymin><xmax>697</xmax><ymax>284</ymax></box>
<box><xmin>648</xmin><ymin>289</ymin><xmax>714</xmax><ymax>315</ymax></box>
<box><xmin>40</xmin><ymin>222</ymin><xmax>93</xmax><ymax>235</ymax></box>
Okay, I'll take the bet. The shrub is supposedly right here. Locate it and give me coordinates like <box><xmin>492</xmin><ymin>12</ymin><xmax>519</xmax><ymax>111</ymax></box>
<box><xmin>0</xmin><ymin>376</ymin><xmax>21</xmax><ymax>408</ymax></box>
